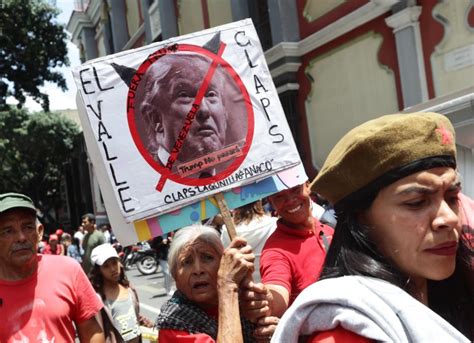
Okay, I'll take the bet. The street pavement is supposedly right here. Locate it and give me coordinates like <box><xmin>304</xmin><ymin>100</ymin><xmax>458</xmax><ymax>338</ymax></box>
<box><xmin>126</xmin><ymin>264</ymin><xmax>175</xmax><ymax>322</ymax></box>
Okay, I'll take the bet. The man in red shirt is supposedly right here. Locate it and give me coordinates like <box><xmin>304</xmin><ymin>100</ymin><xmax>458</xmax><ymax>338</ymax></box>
<box><xmin>0</xmin><ymin>192</ymin><xmax>105</xmax><ymax>342</ymax></box>
<box><xmin>241</xmin><ymin>182</ymin><xmax>334</xmax><ymax>326</ymax></box>
<box><xmin>42</xmin><ymin>233</ymin><xmax>65</xmax><ymax>255</ymax></box>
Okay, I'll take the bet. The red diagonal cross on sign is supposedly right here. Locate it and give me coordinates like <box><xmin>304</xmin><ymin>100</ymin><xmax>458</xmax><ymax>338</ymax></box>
<box><xmin>155</xmin><ymin>42</ymin><xmax>227</xmax><ymax>192</ymax></box>
<box><xmin>435</xmin><ymin>125</ymin><xmax>452</xmax><ymax>145</ymax></box>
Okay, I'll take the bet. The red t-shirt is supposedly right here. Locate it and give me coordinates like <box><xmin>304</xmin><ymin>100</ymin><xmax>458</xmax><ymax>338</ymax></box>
<box><xmin>260</xmin><ymin>218</ymin><xmax>333</xmax><ymax>304</ymax></box>
<box><xmin>42</xmin><ymin>243</ymin><xmax>65</xmax><ymax>255</ymax></box>
<box><xmin>158</xmin><ymin>307</ymin><xmax>218</xmax><ymax>343</ymax></box>
<box><xmin>159</xmin><ymin>330</ymin><xmax>216</xmax><ymax>342</ymax></box>
<box><xmin>309</xmin><ymin>326</ymin><xmax>373</xmax><ymax>343</ymax></box>
<box><xmin>0</xmin><ymin>254</ymin><xmax>103</xmax><ymax>342</ymax></box>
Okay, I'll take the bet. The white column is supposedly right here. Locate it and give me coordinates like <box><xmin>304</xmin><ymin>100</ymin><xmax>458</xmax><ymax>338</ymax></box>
<box><xmin>386</xmin><ymin>6</ymin><xmax>429</xmax><ymax>108</ymax></box>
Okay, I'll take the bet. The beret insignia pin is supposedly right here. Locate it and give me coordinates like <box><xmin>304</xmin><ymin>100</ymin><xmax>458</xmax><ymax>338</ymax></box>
<box><xmin>435</xmin><ymin>125</ymin><xmax>452</xmax><ymax>145</ymax></box>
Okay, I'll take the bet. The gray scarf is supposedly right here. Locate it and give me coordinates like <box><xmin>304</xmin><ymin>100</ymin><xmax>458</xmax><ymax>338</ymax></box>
<box><xmin>272</xmin><ymin>276</ymin><xmax>469</xmax><ymax>343</ymax></box>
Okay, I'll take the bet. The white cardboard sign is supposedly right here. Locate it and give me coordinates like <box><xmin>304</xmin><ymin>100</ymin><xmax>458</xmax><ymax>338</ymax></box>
<box><xmin>73</xmin><ymin>19</ymin><xmax>301</xmax><ymax>223</ymax></box>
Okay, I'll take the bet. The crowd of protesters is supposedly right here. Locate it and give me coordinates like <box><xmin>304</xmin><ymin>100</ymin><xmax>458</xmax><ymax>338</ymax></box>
<box><xmin>1</xmin><ymin>112</ymin><xmax>473</xmax><ymax>342</ymax></box>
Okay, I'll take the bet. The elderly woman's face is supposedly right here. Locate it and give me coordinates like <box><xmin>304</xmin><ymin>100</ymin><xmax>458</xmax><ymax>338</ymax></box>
<box><xmin>362</xmin><ymin>167</ymin><xmax>461</xmax><ymax>283</ymax></box>
<box><xmin>175</xmin><ymin>239</ymin><xmax>221</xmax><ymax>308</ymax></box>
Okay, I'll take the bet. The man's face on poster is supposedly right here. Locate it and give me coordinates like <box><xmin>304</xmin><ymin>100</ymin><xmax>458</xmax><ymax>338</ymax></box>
<box><xmin>151</xmin><ymin>56</ymin><xmax>228</xmax><ymax>164</ymax></box>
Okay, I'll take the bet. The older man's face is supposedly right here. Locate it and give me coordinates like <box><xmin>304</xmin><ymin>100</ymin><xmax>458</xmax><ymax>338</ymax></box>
<box><xmin>0</xmin><ymin>208</ymin><xmax>41</xmax><ymax>276</ymax></box>
<box><xmin>156</xmin><ymin>59</ymin><xmax>227</xmax><ymax>164</ymax></box>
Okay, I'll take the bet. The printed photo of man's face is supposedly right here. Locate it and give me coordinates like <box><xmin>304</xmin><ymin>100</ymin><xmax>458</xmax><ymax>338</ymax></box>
<box><xmin>156</xmin><ymin>56</ymin><xmax>227</xmax><ymax>160</ymax></box>
<box><xmin>134</xmin><ymin>53</ymin><xmax>249</xmax><ymax>179</ymax></box>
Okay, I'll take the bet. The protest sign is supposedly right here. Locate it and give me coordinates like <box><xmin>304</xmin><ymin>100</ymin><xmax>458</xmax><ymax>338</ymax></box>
<box><xmin>73</xmin><ymin>19</ymin><xmax>301</xmax><ymax>223</ymax></box>
<box><xmin>79</xmin><ymin>92</ymin><xmax>306</xmax><ymax>245</ymax></box>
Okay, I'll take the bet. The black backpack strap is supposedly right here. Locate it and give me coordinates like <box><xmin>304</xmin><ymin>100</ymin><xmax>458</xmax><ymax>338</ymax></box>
<box><xmin>101</xmin><ymin>307</ymin><xmax>125</xmax><ymax>342</ymax></box>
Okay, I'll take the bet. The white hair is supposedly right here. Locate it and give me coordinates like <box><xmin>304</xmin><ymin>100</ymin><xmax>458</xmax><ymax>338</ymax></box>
<box><xmin>168</xmin><ymin>224</ymin><xmax>224</xmax><ymax>279</ymax></box>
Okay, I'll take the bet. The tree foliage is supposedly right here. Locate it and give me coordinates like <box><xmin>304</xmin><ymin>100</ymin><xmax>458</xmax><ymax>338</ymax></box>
<box><xmin>0</xmin><ymin>0</ymin><xmax>69</xmax><ymax>111</ymax></box>
<box><xmin>0</xmin><ymin>107</ymin><xmax>80</xmax><ymax>215</ymax></box>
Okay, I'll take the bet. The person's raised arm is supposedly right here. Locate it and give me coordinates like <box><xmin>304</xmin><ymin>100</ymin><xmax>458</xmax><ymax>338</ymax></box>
<box><xmin>240</xmin><ymin>268</ymin><xmax>290</xmax><ymax>319</ymax></box>
<box><xmin>216</xmin><ymin>237</ymin><xmax>254</xmax><ymax>343</ymax></box>
<box><xmin>76</xmin><ymin>316</ymin><xmax>105</xmax><ymax>343</ymax></box>
<box><xmin>239</xmin><ymin>280</ymin><xmax>270</xmax><ymax>322</ymax></box>
<box><xmin>239</xmin><ymin>280</ymin><xmax>282</xmax><ymax>341</ymax></box>
<box><xmin>266</xmin><ymin>284</ymin><xmax>290</xmax><ymax>318</ymax></box>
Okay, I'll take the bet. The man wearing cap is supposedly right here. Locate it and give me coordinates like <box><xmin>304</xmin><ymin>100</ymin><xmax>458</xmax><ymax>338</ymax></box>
<box><xmin>0</xmin><ymin>193</ymin><xmax>105</xmax><ymax>342</ymax></box>
<box><xmin>42</xmin><ymin>233</ymin><xmax>65</xmax><ymax>255</ymax></box>
<box><xmin>55</xmin><ymin>228</ymin><xmax>64</xmax><ymax>241</ymax></box>
<box><xmin>241</xmin><ymin>182</ymin><xmax>334</xmax><ymax>321</ymax></box>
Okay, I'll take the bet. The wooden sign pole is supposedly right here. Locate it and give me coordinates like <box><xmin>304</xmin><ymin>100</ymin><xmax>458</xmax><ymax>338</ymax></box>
<box><xmin>214</xmin><ymin>192</ymin><xmax>237</xmax><ymax>241</ymax></box>
<box><xmin>214</xmin><ymin>192</ymin><xmax>255</xmax><ymax>282</ymax></box>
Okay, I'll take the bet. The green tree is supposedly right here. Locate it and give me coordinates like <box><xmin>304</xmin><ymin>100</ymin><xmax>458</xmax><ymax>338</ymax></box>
<box><xmin>0</xmin><ymin>0</ymin><xmax>69</xmax><ymax>111</ymax></box>
<box><xmin>0</xmin><ymin>107</ymin><xmax>80</xmax><ymax>219</ymax></box>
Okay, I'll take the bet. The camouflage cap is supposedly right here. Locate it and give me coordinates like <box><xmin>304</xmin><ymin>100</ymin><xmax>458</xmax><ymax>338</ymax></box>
<box><xmin>0</xmin><ymin>193</ymin><xmax>36</xmax><ymax>214</ymax></box>
<box><xmin>310</xmin><ymin>112</ymin><xmax>456</xmax><ymax>207</ymax></box>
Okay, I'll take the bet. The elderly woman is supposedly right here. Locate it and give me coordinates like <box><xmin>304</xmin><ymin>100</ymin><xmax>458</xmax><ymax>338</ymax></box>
<box><xmin>272</xmin><ymin>112</ymin><xmax>473</xmax><ymax>342</ymax></box>
<box><xmin>156</xmin><ymin>224</ymin><xmax>257</xmax><ymax>342</ymax></box>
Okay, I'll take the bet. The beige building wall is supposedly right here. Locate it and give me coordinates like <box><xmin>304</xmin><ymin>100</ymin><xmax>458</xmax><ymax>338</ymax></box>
<box><xmin>303</xmin><ymin>0</ymin><xmax>346</xmax><ymax>22</ymax></box>
<box><xmin>208</xmin><ymin>0</ymin><xmax>232</xmax><ymax>27</ymax></box>
<box><xmin>126</xmin><ymin>0</ymin><xmax>142</xmax><ymax>37</ymax></box>
<box><xmin>178</xmin><ymin>0</ymin><xmax>205</xmax><ymax>35</ymax></box>
<box><xmin>305</xmin><ymin>32</ymin><xmax>399</xmax><ymax>168</ymax></box>
<box><xmin>431</xmin><ymin>0</ymin><xmax>474</xmax><ymax>97</ymax></box>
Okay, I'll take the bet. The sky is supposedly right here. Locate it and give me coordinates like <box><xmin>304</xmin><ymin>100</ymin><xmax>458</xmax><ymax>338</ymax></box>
<box><xmin>6</xmin><ymin>1</ymin><xmax>80</xmax><ymax>112</ymax></box>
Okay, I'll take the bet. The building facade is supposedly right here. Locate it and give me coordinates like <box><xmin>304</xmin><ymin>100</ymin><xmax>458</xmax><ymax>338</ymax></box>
<box><xmin>68</xmin><ymin>0</ymin><xmax>474</xmax><ymax>198</ymax></box>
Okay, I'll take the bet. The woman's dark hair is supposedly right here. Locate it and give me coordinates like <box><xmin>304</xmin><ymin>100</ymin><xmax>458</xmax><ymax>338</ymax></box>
<box><xmin>72</xmin><ymin>237</ymin><xmax>81</xmax><ymax>250</ymax></box>
<box><xmin>88</xmin><ymin>259</ymin><xmax>130</xmax><ymax>301</ymax></box>
<box><xmin>318</xmin><ymin>156</ymin><xmax>473</xmax><ymax>339</ymax></box>
<box><xmin>319</xmin><ymin>212</ymin><xmax>408</xmax><ymax>286</ymax></box>
<box><xmin>428</xmin><ymin>230</ymin><xmax>474</xmax><ymax>339</ymax></box>
<box><xmin>233</xmin><ymin>201</ymin><xmax>265</xmax><ymax>225</ymax></box>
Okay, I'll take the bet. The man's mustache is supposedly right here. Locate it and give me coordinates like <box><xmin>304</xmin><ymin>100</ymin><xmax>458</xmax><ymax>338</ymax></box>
<box><xmin>12</xmin><ymin>243</ymin><xmax>33</xmax><ymax>252</ymax></box>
